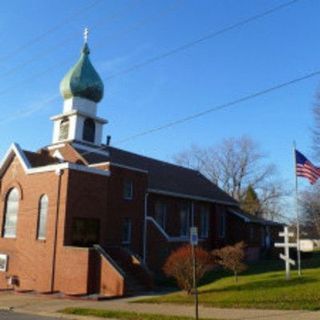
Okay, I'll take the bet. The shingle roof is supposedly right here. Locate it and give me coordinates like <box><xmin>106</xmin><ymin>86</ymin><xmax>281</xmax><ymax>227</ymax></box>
<box><xmin>23</xmin><ymin>150</ymin><xmax>59</xmax><ymax>167</ymax></box>
<box><xmin>74</xmin><ymin>145</ymin><xmax>238</xmax><ymax>206</ymax></box>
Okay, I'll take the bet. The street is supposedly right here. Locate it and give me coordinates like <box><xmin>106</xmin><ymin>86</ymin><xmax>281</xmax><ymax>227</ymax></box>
<box><xmin>0</xmin><ymin>310</ymin><xmax>60</xmax><ymax>320</ymax></box>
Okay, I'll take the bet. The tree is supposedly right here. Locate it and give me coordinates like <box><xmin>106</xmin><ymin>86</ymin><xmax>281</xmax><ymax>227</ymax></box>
<box><xmin>212</xmin><ymin>242</ymin><xmax>247</xmax><ymax>283</ymax></box>
<box><xmin>174</xmin><ymin>136</ymin><xmax>285</xmax><ymax>219</ymax></box>
<box><xmin>312</xmin><ymin>101</ymin><xmax>320</xmax><ymax>160</ymax></box>
<box><xmin>300</xmin><ymin>186</ymin><xmax>320</xmax><ymax>238</ymax></box>
<box><xmin>242</xmin><ymin>185</ymin><xmax>260</xmax><ymax>216</ymax></box>
<box><xmin>163</xmin><ymin>245</ymin><xmax>212</xmax><ymax>294</ymax></box>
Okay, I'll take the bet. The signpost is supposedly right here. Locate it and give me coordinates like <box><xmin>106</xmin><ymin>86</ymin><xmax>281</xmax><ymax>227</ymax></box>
<box><xmin>190</xmin><ymin>227</ymin><xmax>199</xmax><ymax>320</ymax></box>
<box><xmin>274</xmin><ymin>226</ymin><xmax>297</xmax><ymax>280</ymax></box>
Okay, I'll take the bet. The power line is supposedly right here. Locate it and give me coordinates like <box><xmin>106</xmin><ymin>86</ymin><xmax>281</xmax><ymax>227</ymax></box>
<box><xmin>0</xmin><ymin>0</ymin><xmax>303</xmax><ymax>124</ymax></box>
<box><xmin>114</xmin><ymin>69</ymin><xmax>320</xmax><ymax>145</ymax></box>
<box><xmin>105</xmin><ymin>0</ymin><xmax>301</xmax><ymax>80</ymax></box>
<box><xmin>0</xmin><ymin>0</ymin><xmax>144</xmax><ymax>79</ymax></box>
<box><xmin>0</xmin><ymin>0</ymin><xmax>183</xmax><ymax>98</ymax></box>
<box><xmin>0</xmin><ymin>0</ymin><xmax>103</xmax><ymax>62</ymax></box>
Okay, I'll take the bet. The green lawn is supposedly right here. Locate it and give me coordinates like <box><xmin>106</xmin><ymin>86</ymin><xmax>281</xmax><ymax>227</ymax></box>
<box><xmin>61</xmin><ymin>307</ymin><xmax>220</xmax><ymax>320</ymax></box>
<box><xmin>136</xmin><ymin>253</ymin><xmax>320</xmax><ymax>310</ymax></box>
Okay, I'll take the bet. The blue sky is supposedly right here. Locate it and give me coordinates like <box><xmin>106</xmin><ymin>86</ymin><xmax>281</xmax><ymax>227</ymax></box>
<box><xmin>0</xmin><ymin>0</ymin><xmax>319</xmax><ymax>190</ymax></box>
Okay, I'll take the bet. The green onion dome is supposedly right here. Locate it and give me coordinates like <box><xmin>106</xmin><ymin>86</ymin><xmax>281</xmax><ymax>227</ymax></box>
<box><xmin>60</xmin><ymin>43</ymin><xmax>104</xmax><ymax>103</ymax></box>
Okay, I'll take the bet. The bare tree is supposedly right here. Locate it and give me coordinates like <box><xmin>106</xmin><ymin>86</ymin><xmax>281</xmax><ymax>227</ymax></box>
<box><xmin>312</xmin><ymin>99</ymin><xmax>320</xmax><ymax>160</ymax></box>
<box><xmin>300</xmin><ymin>186</ymin><xmax>320</xmax><ymax>238</ymax></box>
<box><xmin>174</xmin><ymin>136</ymin><xmax>286</xmax><ymax>219</ymax></box>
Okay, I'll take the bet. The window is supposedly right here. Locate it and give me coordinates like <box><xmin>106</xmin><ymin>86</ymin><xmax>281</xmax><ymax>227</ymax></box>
<box><xmin>59</xmin><ymin>118</ymin><xmax>69</xmax><ymax>140</ymax></box>
<box><xmin>180</xmin><ymin>204</ymin><xmax>190</xmax><ymax>237</ymax></box>
<box><xmin>71</xmin><ymin>218</ymin><xmax>100</xmax><ymax>247</ymax></box>
<box><xmin>37</xmin><ymin>195</ymin><xmax>48</xmax><ymax>240</ymax></box>
<box><xmin>200</xmin><ymin>206</ymin><xmax>209</xmax><ymax>238</ymax></box>
<box><xmin>155</xmin><ymin>201</ymin><xmax>166</xmax><ymax>230</ymax></box>
<box><xmin>123</xmin><ymin>180</ymin><xmax>133</xmax><ymax>200</ymax></box>
<box><xmin>3</xmin><ymin>188</ymin><xmax>20</xmax><ymax>238</ymax></box>
<box><xmin>122</xmin><ymin>218</ymin><xmax>132</xmax><ymax>244</ymax></box>
<box><xmin>218</xmin><ymin>211</ymin><xmax>226</xmax><ymax>238</ymax></box>
<box><xmin>82</xmin><ymin>118</ymin><xmax>95</xmax><ymax>143</ymax></box>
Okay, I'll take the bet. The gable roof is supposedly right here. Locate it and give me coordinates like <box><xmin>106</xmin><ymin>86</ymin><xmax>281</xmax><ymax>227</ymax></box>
<box><xmin>73</xmin><ymin>144</ymin><xmax>238</xmax><ymax>206</ymax></box>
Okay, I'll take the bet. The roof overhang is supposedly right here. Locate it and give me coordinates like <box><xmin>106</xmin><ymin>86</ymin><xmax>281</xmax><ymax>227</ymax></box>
<box><xmin>148</xmin><ymin>188</ymin><xmax>238</xmax><ymax>206</ymax></box>
<box><xmin>0</xmin><ymin>143</ymin><xmax>110</xmax><ymax>177</ymax></box>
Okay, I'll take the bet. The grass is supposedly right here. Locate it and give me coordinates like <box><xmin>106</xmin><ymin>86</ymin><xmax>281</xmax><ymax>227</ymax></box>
<box><xmin>136</xmin><ymin>253</ymin><xmax>320</xmax><ymax>310</ymax></box>
<box><xmin>61</xmin><ymin>307</ymin><xmax>220</xmax><ymax>320</ymax></box>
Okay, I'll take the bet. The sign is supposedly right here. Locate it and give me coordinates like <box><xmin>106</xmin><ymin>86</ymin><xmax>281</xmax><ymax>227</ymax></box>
<box><xmin>190</xmin><ymin>227</ymin><xmax>198</xmax><ymax>246</ymax></box>
<box><xmin>0</xmin><ymin>254</ymin><xmax>8</xmax><ymax>272</ymax></box>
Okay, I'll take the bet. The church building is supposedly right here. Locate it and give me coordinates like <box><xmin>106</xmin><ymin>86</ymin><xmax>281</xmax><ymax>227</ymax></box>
<box><xmin>0</xmin><ymin>34</ymin><xmax>279</xmax><ymax>297</ymax></box>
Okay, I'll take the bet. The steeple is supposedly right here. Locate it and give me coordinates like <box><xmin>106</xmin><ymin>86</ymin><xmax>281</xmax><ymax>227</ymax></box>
<box><xmin>60</xmin><ymin>28</ymin><xmax>104</xmax><ymax>103</ymax></box>
<box><xmin>51</xmin><ymin>28</ymin><xmax>107</xmax><ymax>146</ymax></box>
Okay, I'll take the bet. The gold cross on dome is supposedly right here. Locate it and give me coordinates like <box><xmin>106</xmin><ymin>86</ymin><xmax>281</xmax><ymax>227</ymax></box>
<box><xmin>84</xmin><ymin>27</ymin><xmax>89</xmax><ymax>43</ymax></box>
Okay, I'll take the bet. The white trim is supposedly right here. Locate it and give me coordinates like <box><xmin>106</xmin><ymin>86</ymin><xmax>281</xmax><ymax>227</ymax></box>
<box><xmin>146</xmin><ymin>216</ymin><xmax>189</xmax><ymax>243</ymax></box>
<box><xmin>0</xmin><ymin>143</ymin><xmax>31</xmax><ymax>175</ymax></box>
<box><xmin>0</xmin><ymin>144</ymin><xmax>110</xmax><ymax>177</ymax></box>
<box><xmin>228</xmin><ymin>209</ymin><xmax>251</xmax><ymax>223</ymax></box>
<box><xmin>46</xmin><ymin>143</ymin><xmax>66</xmax><ymax>150</ymax></box>
<box><xmin>52</xmin><ymin>150</ymin><xmax>64</xmax><ymax>161</ymax></box>
<box><xmin>148</xmin><ymin>188</ymin><xmax>238</xmax><ymax>206</ymax></box>
<box><xmin>51</xmin><ymin>110</ymin><xmax>108</xmax><ymax>124</ymax></box>
<box><xmin>88</xmin><ymin>162</ymin><xmax>109</xmax><ymax>168</ymax></box>
<box><xmin>108</xmin><ymin>162</ymin><xmax>148</xmax><ymax>174</ymax></box>
<box><xmin>72</xmin><ymin>142</ymin><xmax>110</xmax><ymax>156</ymax></box>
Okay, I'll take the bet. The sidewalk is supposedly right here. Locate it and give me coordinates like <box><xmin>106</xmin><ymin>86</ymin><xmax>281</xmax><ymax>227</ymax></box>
<box><xmin>0</xmin><ymin>291</ymin><xmax>320</xmax><ymax>320</ymax></box>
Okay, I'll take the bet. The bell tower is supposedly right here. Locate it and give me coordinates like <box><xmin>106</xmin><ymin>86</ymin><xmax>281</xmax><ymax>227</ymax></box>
<box><xmin>51</xmin><ymin>28</ymin><xmax>107</xmax><ymax>146</ymax></box>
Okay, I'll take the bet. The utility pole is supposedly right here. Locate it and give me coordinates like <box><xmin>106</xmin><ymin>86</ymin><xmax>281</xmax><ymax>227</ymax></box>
<box><xmin>190</xmin><ymin>227</ymin><xmax>199</xmax><ymax>320</ymax></box>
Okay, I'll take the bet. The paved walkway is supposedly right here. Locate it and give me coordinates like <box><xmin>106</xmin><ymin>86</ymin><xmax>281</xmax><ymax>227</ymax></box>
<box><xmin>0</xmin><ymin>291</ymin><xmax>320</xmax><ymax>320</ymax></box>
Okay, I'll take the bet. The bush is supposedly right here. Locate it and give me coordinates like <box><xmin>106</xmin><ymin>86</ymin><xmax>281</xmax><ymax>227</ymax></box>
<box><xmin>212</xmin><ymin>241</ymin><xmax>247</xmax><ymax>283</ymax></box>
<box><xmin>163</xmin><ymin>245</ymin><xmax>212</xmax><ymax>294</ymax></box>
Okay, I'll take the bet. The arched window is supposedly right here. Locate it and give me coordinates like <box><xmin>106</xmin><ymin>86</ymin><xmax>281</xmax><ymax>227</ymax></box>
<box><xmin>3</xmin><ymin>188</ymin><xmax>20</xmax><ymax>238</ymax></box>
<box><xmin>37</xmin><ymin>195</ymin><xmax>48</xmax><ymax>240</ymax></box>
<box><xmin>59</xmin><ymin>118</ymin><xmax>69</xmax><ymax>140</ymax></box>
<box><xmin>82</xmin><ymin>118</ymin><xmax>95</xmax><ymax>143</ymax></box>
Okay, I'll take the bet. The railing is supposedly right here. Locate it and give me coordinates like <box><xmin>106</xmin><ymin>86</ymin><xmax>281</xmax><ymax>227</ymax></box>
<box><xmin>93</xmin><ymin>244</ymin><xmax>125</xmax><ymax>278</ymax></box>
<box><xmin>146</xmin><ymin>216</ymin><xmax>189</xmax><ymax>242</ymax></box>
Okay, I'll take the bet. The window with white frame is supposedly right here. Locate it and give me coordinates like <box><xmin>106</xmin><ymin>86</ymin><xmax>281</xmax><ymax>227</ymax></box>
<box><xmin>3</xmin><ymin>188</ymin><xmax>20</xmax><ymax>238</ymax></box>
<box><xmin>218</xmin><ymin>211</ymin><xmax>226</xmax><ymax>238</ymax></box>
<box><xmin>123</xmin><ymin>180</ymin><xmax>133</xmax><ymax>200</ymax></box>
<box><xmin>37</xmin><ymin>195</ymin><xmax>48</xmax><ymax>240</ymax></box>
<box><xmin>200</xmin><ymin>206</ymin><xmax>209</xmax><ymax>238</ymax></box>
<box><xmin>180</xmin><ymin>204</ymin><xmax>190</xmax><ymax>237</ymax></box>
<box><xmin>155</xmin><ymin>201</ymin><xmax>166</xmax><ymax>230</ymax></box>
<box><xmin>122</xmin><ymin>218</ymin><xmax>132</xmax><ymax>244</ymax></box>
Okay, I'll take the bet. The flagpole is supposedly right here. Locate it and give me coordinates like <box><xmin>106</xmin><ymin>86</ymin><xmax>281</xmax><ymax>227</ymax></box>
<box><xmin>293</xmin><ymin>141</ymin><xmax>302</xmax><ymax>277</ymax></box>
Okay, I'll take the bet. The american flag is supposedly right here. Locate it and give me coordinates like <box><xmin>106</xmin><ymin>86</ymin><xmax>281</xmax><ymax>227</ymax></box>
<box><xmin>295</xmin><ymin>150</ymin><xmax>320</xmax><ymax>184</ymax></box>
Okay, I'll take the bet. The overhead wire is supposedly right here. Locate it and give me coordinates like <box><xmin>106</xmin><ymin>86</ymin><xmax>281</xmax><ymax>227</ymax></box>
<box><xmin>0</xmin><ymin>0</ymin><xmax>305</xmax><ymax>130</ymax></box>
<box><xmin>0</xmin><ymin>0</ymin><xmax>103</xmax><ymax>62</ymax></box>
<box><xmin>0</xmin><ymin>0</ymin><xmax>184</xmax><ymax>98</ymax></box>
<box><xmin>0</xmin><ymin>0</ymin><xmax>144</xmax><ymax>79</ymax></box>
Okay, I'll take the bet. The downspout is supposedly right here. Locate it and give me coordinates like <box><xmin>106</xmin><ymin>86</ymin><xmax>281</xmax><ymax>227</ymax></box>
<box><xmin>50</xmin><ymin>168</ymin><xmax>63</xmax><ymax>292</ymax></box>
<box><xmin>143</xmin><ymin>192</ymin><xmax>149</xmax><ymax>265</ymax></box>
<box><xmin>191</xmin><ymin>201</ymin><xmax>195</xmax><ymax>227</ymax></box>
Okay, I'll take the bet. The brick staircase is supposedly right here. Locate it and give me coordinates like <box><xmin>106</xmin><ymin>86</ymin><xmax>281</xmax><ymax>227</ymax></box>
<box><xmin>105</xmin><ymin>246</ymin><xmax>153</xmax><ymax>295</ymax></box>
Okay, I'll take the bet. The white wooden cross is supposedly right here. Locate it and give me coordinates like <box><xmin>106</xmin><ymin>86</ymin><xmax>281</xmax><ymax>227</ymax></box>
<box><xmin>274</xmin><ymin>226</ymin><xmax>297</xmax><ymax>280</ymax></box>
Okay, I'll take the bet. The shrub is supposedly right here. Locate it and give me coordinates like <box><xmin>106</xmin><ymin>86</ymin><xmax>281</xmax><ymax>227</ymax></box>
<box><xmin>163</xmin><ymin>245</ymin><xmax>212</xmax><ymax>294</ymax></box>
<box><xmin>212</xmin><ymin>241</ymin><xmax>247</xmax><ymax>283</ymax></box>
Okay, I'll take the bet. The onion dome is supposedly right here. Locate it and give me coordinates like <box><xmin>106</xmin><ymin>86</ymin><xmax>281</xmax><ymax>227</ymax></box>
<box><xmin>60</xmin><ymin>42</ymin><xmax>104</xmax><ymax>103</ymax></box>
